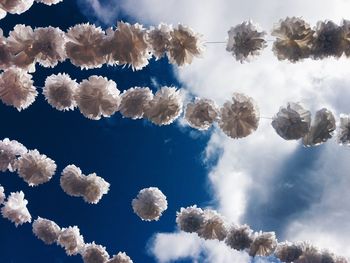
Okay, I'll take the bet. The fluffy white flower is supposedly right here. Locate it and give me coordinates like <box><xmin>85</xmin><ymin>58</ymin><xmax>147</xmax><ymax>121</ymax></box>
<box><xmin>147</xmin><ymin>23</ymin><xmax>172</xmax><ymax>59</ymax></box>
<box><xmin>219</xmin><ymin>93</ymin><xmax>260</xmax><ymax>139</ymax></box>
<box><xmin>271</xmin><ymin>102</ymin><xmax>311</xmax><ymax>140</ymax></box>
<box><xmin>82</xmin><ymin>243</ymin><xmax>110</xmax><ymax>263</ymax></box>
<box><xmin>0</xmin><ymin>138</ymin><xmax>27</xmax><ymax>172</ymax></box>
<box><xmin>75</xmin><ymin>76</ymin><xmax>120</xmax><ymax>120</ymax></box>
<box><xmin>144</xmin><ymin>87</ymin><xmax>183</xmax><ymax>126</ymax></box>
<box><xmin>176</xmin><ymin>205</ymin><xmax>205</xmax><ymax>233</ymax></box>
<box><xmin>294</xmin><ymin>243</ymin><xmax>322</xmax><ymax>263</ymax></box>
<box><xmin>119</xmin><ymin>87</ymin><xmax>153</xmax><ymax>119</ymax></box>
<box><xmin>132</xmin><ymin>187</ymin><xmax>168</xmax><ymax>221</ymax></box>
<box><xmin>0</xmin><ymin>68</ymin><xmax>37</xmax><ymax>111</ymax></box>
<box><xmin>0</xmin><ymin>185</ymin><xmax>5</xmax><ymax>204</ymax></box>
<box><xmin>1</xmin><ymin>191</ymin><xmax>31</xmax><ymax>226</ymax></box>
<box><xmin>167</xmin><ymin>24</ymin><xmax>204</xmax><ymax>66</ymax></box>
<box><xmin>185</xmin><ymin>98</ymin><xmax>219</xmax><ymax>130</ymax></box>
<box><xmin>274</xmin><ymin>242</ymin><xmax>303</xmax><ymax>263</ymax></box>
<box><xmin>226</xmin><ymin>21</ymin><xmax>267</xmax><ymax>62</ymax></box>
<box><xmin>43</xmin><ymin>73</ymin><xmax>78</xmax><ymax>111</ymax></box>
<box><xmin>337</xmin><ymin>114</ymin><xmax>350</xmax><ymax>145</ymax></box>
<box><xmin>32</xmin><ymin>217</ymin><xmax>61</xmax><ymax>245</ymax></box>
<box><xmin>107</xmin><ymin>252</ymin><xmax>133</xmax><ymax>263</ymax></box>
<box><xmin>15</xmin><ymin>149</ymin><xmax>57</xmax><ymax>186</ymax></box>
<box><xmin>35</xmin><ymin>0</ymin><xmax>63</xmax><ymax>5</ymax></box>
<box><xmin>249</xmin><ymin>231</ymin><xmax>278</xmax><ymax>257</ymax></box>
<box><xmin>58</xmin><ymin>226</ymin><xmax>85</xmax><ymax>256</ymax></box>
<box><xmin>0</xmin><ymin>29</ymin><xmax>12</xmax><ymax>69</ymax></box>
<box><xmin>0</xmin><ymin>0</ymin><xmax>33</xmax><ymax>14</ymax></box>
<box><xmin>197</xmin><ymin>209</ymin><xmax>227</xmax><ymax>241</ymax></box>
<box><xmin>60</xmin><ymin>164</ymin><xmax>110</xmax><ymax>204</ymax></box>
<box><xmin>225</xmin><ymin>224</ymin><xmax>253</xmax><ymax>251</ymax></box>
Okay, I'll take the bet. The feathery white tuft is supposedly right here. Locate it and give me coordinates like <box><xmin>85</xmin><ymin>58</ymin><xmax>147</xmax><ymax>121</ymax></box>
<box><xmin>35</xmin><ymin>0</ymin><xmax>63</xmax><ymax>5</ymax></box>
<box><xmin>337</xmin><ymin>114</ymin><xmax>350</xmax><ymax>145</ymax></box>
<box><xmin>176</xmin><ymin>205</ymin><xmax>205</xmax><ymax>233</ymax></box>
<box><xmin>0</xmin><ymin>29</ymin><xmax>12</xmax><ymax>69</ymax></box>
<box><xmin>294</xmin><ymin>243</ymin><xmax>322</xmax><ymax>263</ymax></box>
<box><xmin>107</xmin><ymin>252</ymin><xmax>133</xmax><ymax>263</ymax></box>
<box><xmin>147</xmin><ymin>23</ymin><xmax>172</xmax><ymax>59</ymax></box>
<box><xmin>0</xmin><ymin>138</ymin><xmax>27</xmax><ymax>172</ymax></box>
<box><xmin>185</xmin><ymin>98</ymin><xmax>219</xmax><ymax>130</ymax></box>
<box><xmin>249</xmin><ymin>231</ymin><xmax>278</xmax><ymax>257</ymax></box>
<box><xmin>82</xmin><ymin>242</ymin><xmax>110</xmax><ymax>263</ymax></box>
<box><xmin>57</xmin><ymin>226</ymin><xmax>85</xmax><ymax>256</ymax></box>
<box><xmin>0</xmin><ymin>185</ymin><xmax>5</xmax><ymax>204</ymax></box>
<box><xmin>198</xmin><ymin>209</ymin><xmax>227</xmax><ymax>241</ymax></box>
<box><xmin>274</xmin><ymin>242</ymin><xmax>303</xmax><ymax>263</ymax></box>
<box><xmin>119</xmin><ymin>87</ymin><xmax>153</xmax><ymax>119</ymax></box>
<box><xmin>0</xmin><ymin>0</ymin><xmax>33</xmax><ymax>14</ymax></box>
<box><xmin>32</xmin><ymin>217</ymin><xmax>61</xmax><ymax>245</ymax></box>
<box><xmin>225</xmin><ymin>224</ymin><xmax>253</xmax><ymax>251</ymax></box>
<box><xmin>1</xmin><ymin>191</ymin><xmax>31</xmax><ymax>226</ymax></box>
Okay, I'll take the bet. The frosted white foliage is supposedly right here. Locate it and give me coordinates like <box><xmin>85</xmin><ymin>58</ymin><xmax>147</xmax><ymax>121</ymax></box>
<box><xmin>58</xmin><ymin>226</ymin><xmax>85</xmax><ymax>256</ymax></box>
<box><xmin>274</xmin><ymin>242</ymin><xmax>303</xmax><ymax>263</ymax></box>
<box><xmin>0</xmin><ymin>0</ymin><xmax>33</xmax><ymax>14</ymax></box>
<box><xmin>75</xmin><ymin>76</ymin><xmax>120</xmax><ymax>120</ymax></box>
<box><xmin>249</xmin><ymin>231</ymin><xmax>278</xmax><ymax>257</ymax></box>
<box><xmin>107</xmin><ymin>252</ymin><xmax>133</xmax><ymax>263</ymax></box>
<box><xmin>225</xmin><ymin>224</ymin><xmax>254</xmax><ymax>251</ymax></box>
<box><xmin>1</xmin><ymin>191</ymin><xmax>31</xmax><ymax>226</ymax></box>
<box><xmin>0</xmin><ymin>138</ymin><xmax>27</xmax><ymax>172</ymax></box>
<box><xmin>35</xmin><ymin>0</ymin><xmax>63</xmax><ymax>5</ymax></box>
<box><xmin>32</xmin><ymin>217</ymin><xmax>61</xmax><ymax>245</ymax></box>
<box><xmin>0</xmin><ymin>185</ymin><xmax>5</xmax><ymax>204</ymax></box>
<box><xmin>60</xmin><ymin>164</ymin><xmax>110</xmax><ymax>204</ymax></box>
<box><xmin>176</xmin><ymin>205</ymin><xmax>205</xmax><ymax>233</ymax></box>
<box><xmin>337</xmin><ymin>114</ymin><xmax>350</xmax><ymax>145</ymax></box>
<box><xmin>132</xmin><ymin>187</ymin><xmax>168</xmax><ymax>221</ymax></box>
<box><xmin>0</xmin><ymin>29</ymin><xmax>12</xmax><ymax>69</ymax></box>
<box><xmin>15</xmin><ymin>149</ymin><xmax>57</xmax><ymax>186</ymax></box>
<box><xmin>197</xmin><ymin>209</ymin><xmax>227</xmax><ymax>241</ymax></box>
<box><xmin>119</xmin><ymin>87</ymin><xmax>153</xmax><ymax>119</ymax></box>
<box><xmin>167</xmin><ymin>24</ymin><xmax>204</xmax><ymax>66</ymax></box>
<box><xmin>144</xmin><ymin>87</ymin><xmax>183</xmax><ymax>126</ymax></box>
<box><xmin>185</xmin><ymin>98</ymin><xmax>219</xmax><ymax>130</ymax></box>
<box><xmin>271</xmin><ymin>102</ymin><xmax>311</xmax><ymax>140</ymax></box>
<box><xmin>147</xmin><ymin>23</ymin><xmax>172</xmax><ymax>59</ymax></box>
<box><xmin>43</xmin><ymin>73</ymin><xmax>78</xmax><ymax>111</ymax></box>
<box><xmin>0</xmin><ymin>67</ymin><xmax>37</xmax><ymax>111</ymax></box>
<box><xmin>219</xmin><ymin>93</ymin><xmax>260</xmax><ymax>139</ymax></box>
<box><xmin>82</xmin><ymin>242</ymin><xmax>110</xmax><ymax>263</ymax></box>
<box><xmin>65</xmin><ymin>24</ymin><xmax>106</xmax><ymax>69</ymax></box>
<box><xmin>226</xmin><ymin>21</ymin><xmax>267</xmax><ymax>62</ymax></box>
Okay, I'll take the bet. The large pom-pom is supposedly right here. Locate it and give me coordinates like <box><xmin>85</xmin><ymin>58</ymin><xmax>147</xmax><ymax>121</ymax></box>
<box><xmin>176</xmin><ymin>205</ymin><xmax>205</xmax><ymax>233</ymax></box>
<box><xmin>226</xmin><ymin>21</ymin><xmax>267</xmax><ymax>62</ymax></box>
<box><xmin>132</xmin><ymin>187</ymin><xmax>168</xmax><ymax>221</ymax></box>
<box><xmin>0</xmin><ymin>138</ymin><xmax>27</xmax><ymax>172</ymax></box>
<box><xmin>147</xmin><ymin>23</ymin><xmax>172</xmax><ymax>59</ymax></box>
<box><xmin>0</xmin><ymin>29</ymin><xmax>12</xmax><ymax>69</ymax></box>
<box><xmin>144</xmin><ymin>87</ymin><xmax>183</xmax><ymax>126</ymax></box>
<box><xmin>185</xmin><ymin>98</ymin><xmax>219</xmax><ymax>130</ymax></box>
<box><xmin>0</xmin><ymin>67</ymin><xmax>37</xmax><ymax>111</ymax></box>
<box><xmin>119</xmin><ymin>87</ymin><xmax>153</xmax><ymax>119</ymax></box>
<box><xmin>0</xmin><ymin>185</ymin><xmax>5</xmax><ymax>204</ymax></box>
<box><xmin>249</xmin><ymin>231</ymin><xmax>278</xmax><ymax>257</ymax></box>
<box><xmin>274</xmin><ymin>242</ymin><xmax>303</xmax><ymax>263</ymax></box>
<box><xmin>294</xmin><ymin>243</ymin><xmax>322</xmax><ymax>263</ymax></box>
<box><xmin>197</xmin><ymin>209</ymin><xmax>227</xmax><ymax>241</ymax></box>
<box><xmin>82</xmin><ymin>243</ymin><xmax>110</xmax><ymax>263</ymax></box>
<box><xmin>57</xmin><ymin>226</ymin><xmax>85</xmax><ymax>256</ymax></box>
<box><xmin>272</xmin><ymin>17</ymin><xmax>314</xmax><ymax>62</ymax></box>
<box><xmin>219</xmin><ymin>93</ymin><xmax>260</xmax><ymax>139</ymax></box>
<box><xmin>0</xmin><ymin>0</ymin><xmax>33</xmax><ymax>14</ymax></box>
<box><xmin>32</xmin><ymin>217</ymin><xmax>61</xmax><ymax>245</ymax></box>
<box><xmin>35</xmin><ymin>0</ymin><xmax>63</xmax><ymax>5</ymax></box>
<box><xmin>43</xmin><ymin>73</ymin><xmax>78</xmax><ymax>111</ymax></box>
<box><xmin>225</xmin><ymin>224</ymin><xmax>253</xmax><ymax>251</ymax></box>
<box><xmin>320</xmin><ymin>251</ymin><xmax>336</xmax><ymax>263</ymax></box>
<box><xmin>1</xmin><ymin>191</ymin><xmax>31</xmax><ymax>226</ymax></box>
<box><xmin>303</xmin><ymin>108</ymin><xmax>336</xmax><ymax>147</ymax></box>
<box><xmin>337</xmin><ymin>114</ymin><xmax>350</xmax><ymax>145</ymax></box>
<box><xmin>75</xmin><ymin>75</ymin><xmax>120</xmax><ymax>120</ymax></box>
<box><xmin>15</xmin><ymin>149</ymin><xmax>57</xmax><ymax>186</ymax></box>
<box><xmin>271</xmin><ymin>102</ymin><xmax>311</xmax><ymax>140</ymax></box>
<box><xmin>107</xmin><ymin>252</ymin><xmax>133</xmax><ymax>263</ymax></box>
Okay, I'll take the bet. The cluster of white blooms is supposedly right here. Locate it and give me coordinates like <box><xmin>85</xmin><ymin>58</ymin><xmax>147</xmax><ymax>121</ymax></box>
<box><xmin>0</xmin><ymin>138</ymin><xmax>27</xmax><ymax>172</ymax></box>
<box><xmin>32</xmin><ymin>217</ymin><xmax>61</xmax><ymax>245</ymax></box>
<box><xmin>1</xmin><ymin>191</ymin><xmax>31</xmax><ymax>226</ymax></box>
<box><xmin>0</xmin><ymin>185</ymin><xmax>5</xmax><ymax>204</ymax></box>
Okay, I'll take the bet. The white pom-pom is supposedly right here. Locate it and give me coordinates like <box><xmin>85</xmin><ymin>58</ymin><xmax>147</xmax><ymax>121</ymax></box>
<box><xmin>144</xmin><ymin>87</ymin><xmax>183</xmax><ymax>126</ymax></box>
<box><xmin>132</xmin><ymin>187</ymin><xmax>167</xmax><ymax>221</ymax></box>
<box><xmin>198</xmin><ymin>209</ymin><xmax>227</xmax><ymax>241</ymax></box>
<box><xmin>0</xmin><ymin>29</ymin><xmax>12</xmax><ymax>69</ymax></box>
<box><xmin>176</xmin><ymin>205</ymin><xmax>205</xmax><ymax>233</ymax></box>
<box><xmin>185</xmin><ymin>98</ymin><xmax>219</xmax><ymax>130</ymax></box>
<box><xmin>294</xmin><ymin>243</ymin><xmax>322</xmax><ymax>263</ymax></box>
<box><xmin>32</xmin><ymin>217</ymin><xmax>61</xmax><ymax>245</ymax></box>
<box><xmin>57</xmin><ymin>226</ymin><xmax>85</xmax><ymax>256</ymax></box>
<box><xmin>119</xmin><ymin>87</ymin><xmax>153</xmax><ymax>119</ymax></box>
<box><xmin>147</xmin><ymin>23</ymin><xmax>172</xmax><ymax>59</ymax></box>
<box><xmin>271</xmin><ymin>102</ymin><xmax>311</xmax><ymax>140</ymax></box>
<box><xmin>226</xmin><ymin>21</ymin><xmax>267</xmax><ymax>62</ymax></box>
<box><xmin>219</xmin><ymin>93</ymin><xmax>260</xmax><ymax>139</ymax></box>
<box><xmin>60</xmin><ymin>165</ymin><xmax>110</xmax><ymax>204</ymax></box>
<box><xmin>0</xmin><ymin>185</ymin><xmax>5</xmax><ymax>204</ymax></box>
<box><xmin>15</xmin><ymin>149</ymin><xmax>57</xmax><ymax>186</ymax></box>
<box><xmin>82</xmin><ymin>242</ymin><xmax>110</xmax><ymax>263</ymax></box>
<box><xmin>107</xmin><ymin>252</ymin><xmax>133</xmax><ymax>263</ymax></box>
<box><xmin>225</xmin><ymin>224</ymin><xmax>254</xmax><ymax>251</ymax></box>
<box><xmin>274</xmin><ymin>242</ymin><xmax>303</xmax><ymax>263</ymax></box>
<box><xmin>43</xmin><ymin>73</ymin><xmax>78</xmax><ymax>111</ymax></box>
<box><xmin>1</xmin><ymin>191</ymin><xmax>31</xmax><ymax>226</ymax></box>
<box><xmin>0</xmin><ymin>0</ymin><xmax>33</xmax><ymax>14</ymax></box>
<box><xmin>167</xmin><ymin>24</ymin><xmax>204</xmax><ymax>66</ymax></box>
<box><xmin>0</xmin><ymin>67</ymin><xmax>37</xmax><ymax>111</ymax></box>
<box><xmin>75</xmin><ymin>76</ymin><xmax>120</xmax><ymax>120</ymax></box>
<box><xmin>337</xmin><ymin>114</ymin><xmax>350</xmax><ymax>145</ymax></box>
<box><xmin>249</xmin><ymin>231</ymin><xmax>278</xmax><ymax>257</ymax></box>
<box><xmin>35</xmin><ymin>0</ymin><xmax>63</xmax><ymax>5</ymax></box>
<box><xmin>0</xmin><ymin>138</ymin><xmax>27</xmax><ymax>172</ymax></box>
<box><xmin>0</xmin><ymin>8</ymin><xmax>7</xmax><ymax>20</ymax></box>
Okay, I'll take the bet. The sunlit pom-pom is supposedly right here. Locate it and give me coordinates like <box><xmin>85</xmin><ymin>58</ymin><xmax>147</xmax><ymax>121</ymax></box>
<box><xmin>32</xmin><ymin>26</ymin><xmax>67</xmax><ymax>67</ymax></box>
<box><xmin>35</xmin><ymin>0</ymin><xmax>63</xmax><ymax>5</ymax></box>
<box><xmin>0</xmin><ymin>185</ymin><xmax>5</xmax><ymax>204</ymax></box>
<box><xmin>58</xmin><ymin>226</ymin><xmax>85</xmax><ymax>256</ymax></box>
<box><xmin>119</xmin><ymin>87</ymin><xmax>153</xmax><ymax>119</ymax></box>
<box><xmin>82</xmin><ymin>243</ymin><xmax>110</xmax><ymax>263</ymax></box>
<box><xmin>1</xmin><ymin>191</ymin><xmax>31</xmax><ymax>226</ymax></box>
<box><xmin>32</xmin><ymin>217</ymin><xmax>61</xmax><ymax>245</ymax></box>
<box><xmin>271</xmin><ymin>102</ymin><xmax>311</xmax><ymax>140</ymax></box>
<box><xmin>219</xmin><ymin>93</ymin><xmax>260</xmax><ymax>139</ymax></box>
<box><xmin>147</xmin><ymin>23</ymin><xmax>172</xmax><ymax>59</ymax></box>
<box><xmin>0</xmin><ymin>68</ymin><xmax>37</xmax><ymax>111</ymax></box>
<box><xmin>272</xmin><ymin>17</ymin><xmax>314</xmax><ymax>62</ymax></box>
<box><xmin>198</xmin><ymin>209</ymin><xmax>227</xmax><ymax>241</ymax></box>
<box><xmin>75</xmin><ymin>75</ymin><xmax>120</xmax><ymax>120</ymax></box>
<box><xmin>225</xmin><ymin>224</ymin><xmax>253</xmax><ymax>251</ymax></box>
<box><xmin>144</xmin><ymin>87</ymin><xmax>183</xmax><ymax>126</ymax></box>
<box><xmin>15</xmin><ymin>149</ymin><xmax>57</xmax><ymax>186</ymax></box>
<box><xmin>337</xmin><ymin>114</ymin><xmax>350</xmax><ymax>145</ymax></box>
<box><xmin>185</xmin><ymin>98</ymin><xmax>219</xmax><ymax>130</ymax></box>
<box><xmin>249</xmin><ymin>231</ymin><xmax>278</xmax><ymax>257</ymax></box>
<box><xmin>0</xmin><ymin>0</ymin><xmax>33</xmax><ymax>14</ymax></box>
<box><xmin>43</xmin><ymin>73</ymin><xmax>78</xmax><ymax>111</ymax></box>
<box><xmin>0</xmin><ymin>29</ymin><xmax>12</xmax><ymax>69</ymax></box>
<box><xmin>226</xmin><ymin>21</ymin><xmax>267</xmax><ymax>62</ymax></box>
<box><xmin>295</xmin><ymin>243</ymin><xmax>322</xmax><ymax>263</ymax></box>
<box><xmin>303</xmin><ymin>108</ymin><xmax>336</xmax><ymax>147</ymax></box>
<box><xmin>107</xmin><ymin>252</ymin><xmax>133</xmax><ymax>263</ymax></box>
<box><xmin>0</xmin><ymin>138</ymin><xmax>27</xmax><ymax>172</ymax></box>
<box><xmin>167</xmin><ymin>24</ymin><xmax>203</xmax><ymax>66</ymax></box>
<box><xmin>65</xmin><ymin>24</ymin><xmax>106</xmax><ymax>69</ymax></box>
<box><xmin>132</xmin><ymin>187</ymin><xmax>167</xmax><ymax>221</ymax></box>
<box><xmin>176</xmin><ymin>205</ymin><xmax>205</xmax><ymax>233</ymax></box>
<box><xmin>274</xmin><ymin>242</ymin><xmax>303</xmax><ymax>263</ymax></box>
